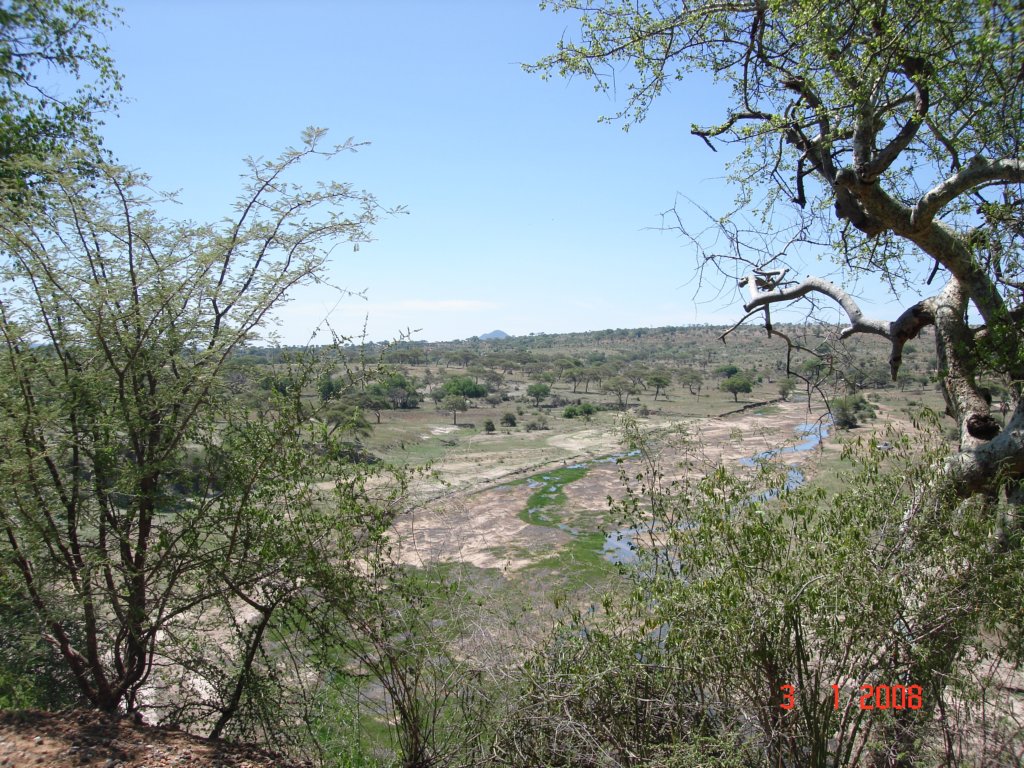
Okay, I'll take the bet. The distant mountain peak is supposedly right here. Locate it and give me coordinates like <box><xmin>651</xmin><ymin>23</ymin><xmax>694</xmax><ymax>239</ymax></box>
<box><xmin>479</xmin><ymin>329</ymin><xmax>510</xmax><ymax>340</ymax></box>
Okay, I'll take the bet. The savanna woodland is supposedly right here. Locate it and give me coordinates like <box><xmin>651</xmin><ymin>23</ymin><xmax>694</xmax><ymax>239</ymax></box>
<box><xmin>2</xmin><ymin>1</ymin><xmax>1023</xmax><ymax>767</ymax></box>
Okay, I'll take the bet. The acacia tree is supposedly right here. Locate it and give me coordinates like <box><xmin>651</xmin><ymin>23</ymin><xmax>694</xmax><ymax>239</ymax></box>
<box><xmin>526</xmin><ymin>382</ymin><xmax>551</xmax><ymax>406</ymax></box>
<box><xmin>0</xmin><ymin>130</ymin><xmax>394</xmax><ymax>717</ymax></box>
<box><xmin>604</xmin><ymin>376</ymin><xmax>637</xmax><ymax>409</ymax></box>
<box><xmin>720</xmin><ymin>372</ymin><xmax>754</xmax><ymax>402</ymax></box>
<box><xmin>441</xmin><ymin>393</ymin><xmax>469</xmax><ymax>424</ymax></box>
<box><xmin>533</xmin><ymin>0</ymin><xmax>1024</xmax><ymax>763</ymax></box>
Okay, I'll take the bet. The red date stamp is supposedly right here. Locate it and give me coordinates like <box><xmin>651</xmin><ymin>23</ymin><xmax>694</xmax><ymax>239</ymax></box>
<box><xmin>780</xmin><ymin>684</ymin><xmax>922</xmax><ymax>711</ymax></box>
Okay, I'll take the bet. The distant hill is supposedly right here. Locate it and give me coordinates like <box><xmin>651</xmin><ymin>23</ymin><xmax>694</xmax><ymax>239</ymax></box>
<box><xmin>479</xmin><ymin>330</ymin><xmax>510</xmax><ymax>340</ymax></box>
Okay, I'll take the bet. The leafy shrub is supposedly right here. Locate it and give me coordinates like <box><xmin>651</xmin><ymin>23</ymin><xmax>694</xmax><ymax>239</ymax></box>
<box><xmin>500</xmin><ymin>412</ymin><xmax>517</xmax><ymax>427</ymax></box>
<box><xmin>442</xmin><ymin>376</ymin><xmax>487</xmax><ymax>399</ymax></box>
<box><xmin>833</xmin><ymin>393</ymin><xmax>877</xmax><ymax>429</ymax></box>
<box><xmin>527</xmin><ymin>383</ymin><xmax>552</xmax><ymax>406</ymax></box>
<box><xmin>500</xmin><ymin>421</ymin><xmax>1024</xmax><ymax>766</ymax></box>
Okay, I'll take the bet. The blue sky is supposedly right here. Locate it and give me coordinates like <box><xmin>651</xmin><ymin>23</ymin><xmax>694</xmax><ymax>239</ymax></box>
<box><xmin>98</xmin><ymin>1</ymin><xmax>920</xmax><ymax>344</ymax></box>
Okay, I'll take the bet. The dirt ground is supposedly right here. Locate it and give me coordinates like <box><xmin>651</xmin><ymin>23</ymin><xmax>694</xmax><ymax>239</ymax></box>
<box><xmin>0</xmin><ymin>709</ymin><xmax>308</xmax><ymax>768</ymax></box>
<box><xmin>394</xmin><ymin>400</ymin><xmax>831</xmax><ymax>571</ymax></box>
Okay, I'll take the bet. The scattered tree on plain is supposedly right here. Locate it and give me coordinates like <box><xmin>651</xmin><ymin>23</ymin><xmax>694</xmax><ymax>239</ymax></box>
<box><xmin>603</xmin><ymin>376</ymin><xmax>638</xmax><ymax>409</ymax></box>
<box><xmin>441</xmin><ymin>393</ymin><xmax>469</xmax><ymax>424</ymax></box>
<box><xmin>526</xmin><ymin>382</ymin><xmax>551</xmax><ymax>406</ymax></box>
<box><xmin>720</xmin><ymin>372</ymin><xmax>754</xmax><ymax>402</ymax></box>
<box><xmin>646</xmin><ymin>371</ymin><xmax>672</xmax><ymax>400</ymax></box>
<box><xmin>677</xmin><ymin>368</ymin><xmax>704</xmax><ymax>397</ymax></box>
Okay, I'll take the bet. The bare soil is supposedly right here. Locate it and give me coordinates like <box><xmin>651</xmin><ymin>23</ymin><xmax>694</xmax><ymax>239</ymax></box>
<box><xmin>0</xmin><ymin>709</ymin><xmax>308</xmax><ymax>768</ymax></box>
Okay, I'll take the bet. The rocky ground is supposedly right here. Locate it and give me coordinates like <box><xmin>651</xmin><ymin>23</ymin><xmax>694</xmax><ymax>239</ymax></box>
<box><xmin>0</xmin><ymin>710</ymin><xmax>309</xmax><ymax>768</ymax></box>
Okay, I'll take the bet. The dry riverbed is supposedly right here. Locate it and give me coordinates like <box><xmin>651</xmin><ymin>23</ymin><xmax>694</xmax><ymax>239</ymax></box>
<box><xmin>394</xmin><ymin>400</ymin><xmax>831</xmax><ymax>572</ymax></box>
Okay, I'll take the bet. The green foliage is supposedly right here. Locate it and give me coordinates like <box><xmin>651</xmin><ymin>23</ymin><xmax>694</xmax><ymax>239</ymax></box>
<box><xmin>501</xmin><ymin>424</ymin><xmax>1024</xmax><ymax>765</ymax></box>
<box><xmin>500</xmin><ymin>412</ymin><xmax>517</xmax><ymax>427</ymax></box>
<box><xmin>298</xmin><ymin>562</ymin><xmax>500</xmax><ymax>768</ymax></box>
<box><xmin>351</xmin><ymin>389</ymin><xmax>391</xmax><ymax>423</ymax></box>
<box><xmin>0</xmin><ymin>0</ymin><xmax>123</xmax><ymax>161</ymax></box>
<box><xmin>370</xmin><ymin>371</ymin><xmax>422</xmax><ymax>409</ymax></box>
<box><xmin>563</xmin><ymin>401</ymin><xmax>597</xmax><ymax>420</ymax></box>
<box><xmin>604</xmin><ymin>376</ymin><xmax>638</xmax><ymax>409</ymax></box>
<box><xmin>0</xmin><ymin>134</ymin><xmax>392</xmax><ymax>717</ymax></box>
<box><xmin>0</xmin><ymin>567</ymin><xmax>82</xmax><ymax>710</ymax></box>
<box><xmin>526</xmin><ymin>382</ymin><xmax>551</xmax><ymax>406</ymax></box>
<box><xmin>778</xmin><ymin>377</ymin><xmax>798</xmax><ymax>401</ymax></box>
<box><xmin>720</xmin><ymin>372</ymin><xmax>754</xmax><ymax>401</ymax></box>
<box><xmin>678</xmin><ymin>367</ymin><xmax>704</xmax><ymax>396</ymax></box>
<box><xmin>714</xmin><ymin>364</ymin><xmax>740</xmax><ymax>379</ymax></box>
<box><xmin>441</xmin><ymin>393</ymin><xmax>468</xmax><ymax>424</ymax></box>
<box><xmin>646</xmin><ymin>371</ymin><xmax>672</xmax><ymax>400</ymax></box>
<box><xmin>442</xmin><ymin>375</ymin><xmax>487</xmax><ymax>399</ymax></box>
<box><xmin>832</xmin><ymin>392</ymin><xmax>877</xmax><ymax>429</ymax></box>
<box><xmin>318</xmin><ymin>372</ymin><xmax>343</xmax><ymax>402</ymax></box>
<box><xmin>483</xmin><ymin>418</ymin><xmax>496</xmax><ymax>433</ymax></box>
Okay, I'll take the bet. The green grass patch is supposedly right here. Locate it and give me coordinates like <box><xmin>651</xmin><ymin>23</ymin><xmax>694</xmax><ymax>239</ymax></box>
<box><xmin>519</xmin><ymin>465</ymin><xmax>590</xmax><ymax>526</ymax></box>
<box><xmin>514</xmin><ymin>462</ymin><xmax>619</xmax><ymax>589</ymax></box>
<box><xmin>526</xmin><ymin>530</ymin><xmax>616</xmax><ymax>590</ymax></box>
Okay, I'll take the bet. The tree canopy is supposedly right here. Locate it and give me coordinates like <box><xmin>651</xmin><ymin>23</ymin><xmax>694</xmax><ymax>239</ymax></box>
<box><xmin>0</xmin><ymin>0</ymin><xmax>122</xmax><ymax>159</ymax></box>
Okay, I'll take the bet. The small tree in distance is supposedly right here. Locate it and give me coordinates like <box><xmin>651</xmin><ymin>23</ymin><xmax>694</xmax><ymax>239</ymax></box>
<box><xmin>441</xmin><ymin>393</ymin><xmax>469</xmax><ymax>424</ymax></box>
<box><xmin>604</xmin><ymin>376</ymin><xmax>638</xmax><ymax>409</ymax></box>
<box><xmin>526</xmin><ymin>382</ymin><xmax>551</xmax><ymax>406</ymax></box>
<box><xmin>778</xmin><ymin>377</ymin><xmax>798</xmax><ymax>402</ymax></box>
<box><xmin>720</xmin><ymin>373</ymin><xmax>754</xmax><ymax>402</ymax></box>
<box><xmin>646</xmin><ymin>371</ymin><xmax>671</xmax><ymax>401</ymax></box>
<box><xmin>677</xmin><ymin>368</ymin><xmax>703</xmax><ymax>397</ymax></box>
<box><xmin>713</xmin><ymin>363</ymin><xmax>739</xmax><ymax>379</ymax></box>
